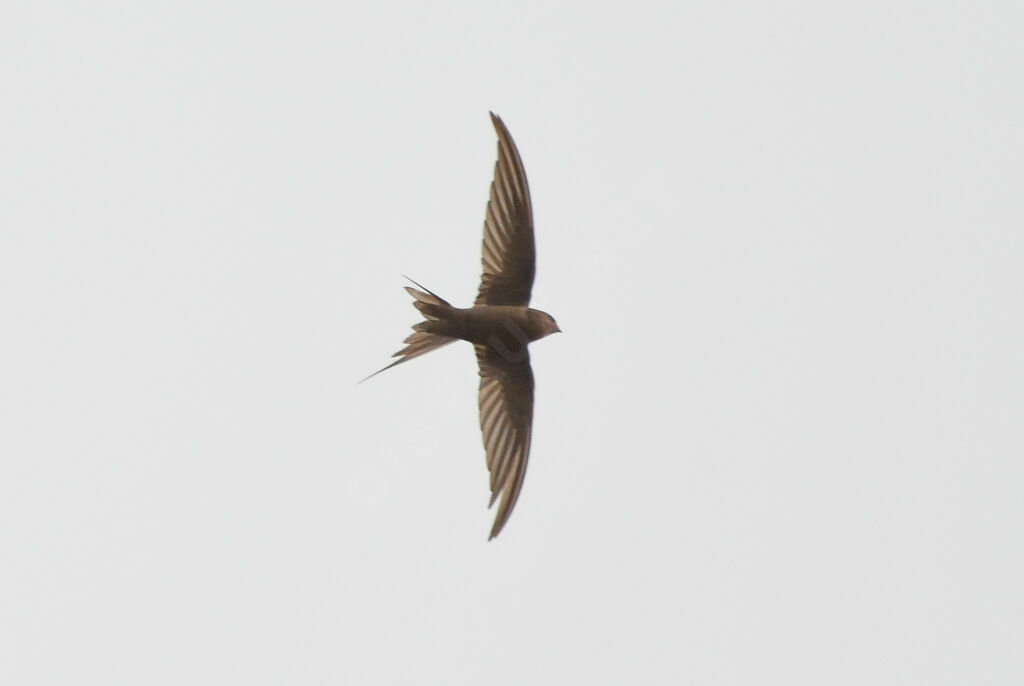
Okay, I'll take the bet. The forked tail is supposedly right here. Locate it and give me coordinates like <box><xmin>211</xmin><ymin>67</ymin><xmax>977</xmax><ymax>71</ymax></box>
<box><xmin>358</xmin><ymin>277</ymin><xmax>457</xmax><ymax>384</ymax></box>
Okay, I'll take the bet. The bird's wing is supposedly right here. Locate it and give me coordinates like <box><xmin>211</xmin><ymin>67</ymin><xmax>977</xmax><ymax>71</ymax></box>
<box><xmin>475</xmin><ymin>112</ymin><xmax>535</xmax><ymax>307</ymax></box>
<box><xmin>475</xmin><ymin>343</ymin><xmax>534</xmax><ymax>539</ymax></box>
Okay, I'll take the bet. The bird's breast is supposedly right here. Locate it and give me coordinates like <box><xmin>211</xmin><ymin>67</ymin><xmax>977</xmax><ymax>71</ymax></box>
<box><xmin>454</xmin><ymin>305</ymin><xmax>534</xmax><ymax>351</ymax></box>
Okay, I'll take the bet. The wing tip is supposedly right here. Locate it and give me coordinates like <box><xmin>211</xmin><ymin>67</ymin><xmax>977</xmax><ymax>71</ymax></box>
<box><xmin>489</xmin><ymin>111</ymin><xmax>508</xmax><ymax>137</ymax></box>
<box><xmin>488</xmin><ymin>518</ymin><xmax>505</xmax><ymax>541</ymax></box>
<box><xmin>486</xmin><ymin>487</ymin><xmax>506</xmax><ymax>539</ymax></box>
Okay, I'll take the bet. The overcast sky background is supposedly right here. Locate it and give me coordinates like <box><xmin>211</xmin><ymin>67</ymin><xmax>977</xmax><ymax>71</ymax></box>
<box><xmin>2</xmin><ymin>2</ymin><xmax>1022</xmax><ymax>684</ymax></box>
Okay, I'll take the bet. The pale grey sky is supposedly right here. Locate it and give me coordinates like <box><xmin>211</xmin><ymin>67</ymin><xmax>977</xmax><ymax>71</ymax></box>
<box><xmin>2</xmin><ymin>2</ymin><xmax>1022</xmax><ymax>684</ymax></box>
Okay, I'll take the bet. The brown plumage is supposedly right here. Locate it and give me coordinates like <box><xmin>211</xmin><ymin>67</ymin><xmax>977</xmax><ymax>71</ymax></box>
<box><xmin>362</xmin><ymin>112</ymin><xmax>560</xmax><ymax>539</ymax></box>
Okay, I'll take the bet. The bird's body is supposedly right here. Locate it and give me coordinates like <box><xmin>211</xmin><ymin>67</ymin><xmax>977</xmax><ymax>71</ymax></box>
<box><xmin>362</xmin><ymin>112</ymin><xmax>559</xmax><ymax>539</ymax></box>
<box><xmin>426</xmin><ymin>304</ymin><xmax>557</xmax><ymax>347</ymax></box>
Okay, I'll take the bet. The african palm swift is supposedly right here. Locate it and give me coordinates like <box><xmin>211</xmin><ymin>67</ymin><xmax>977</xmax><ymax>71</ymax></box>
<box><xmin>362</xmin><ymin>112</ymin><xmax>560</xmax><ymax>539</ymax></box>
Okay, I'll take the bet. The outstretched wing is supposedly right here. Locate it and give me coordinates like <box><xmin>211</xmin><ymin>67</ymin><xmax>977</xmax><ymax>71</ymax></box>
<box><xmin>475</xmin><ymin>343</ymin><xmax>534</xmax><ymax>539</ymax></box>
<box><xmin>475</xmin><ymin>112</ymin><xmax>535</xmax><ymax>307</ymax></box>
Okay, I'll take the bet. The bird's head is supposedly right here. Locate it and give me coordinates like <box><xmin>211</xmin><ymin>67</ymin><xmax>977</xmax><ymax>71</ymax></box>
<box><xmin>529</xmin><ymin>310</ymin><xmax>561</xmax><ymax>340</ymax></box>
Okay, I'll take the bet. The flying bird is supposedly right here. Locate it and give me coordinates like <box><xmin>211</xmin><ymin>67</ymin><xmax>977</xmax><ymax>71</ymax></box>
<box><xmin>362</xmin><ymin>112</ymin><xmax>560</xmax><ymax>539</ymax></box>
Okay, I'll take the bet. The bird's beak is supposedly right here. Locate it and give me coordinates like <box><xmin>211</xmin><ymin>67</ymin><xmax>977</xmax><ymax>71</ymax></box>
<box><xmin>555</xmin><ymin>325</ymin><xmax>562</xmax><ymax>333</ymax></box>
